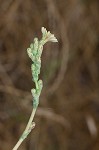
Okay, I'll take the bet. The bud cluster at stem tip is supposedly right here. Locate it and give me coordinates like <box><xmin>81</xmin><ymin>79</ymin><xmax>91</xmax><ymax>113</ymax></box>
<box><xmin>27</xmin><ymin>27</ymin><xmax>58</xmax><ymax>108</ymax></box>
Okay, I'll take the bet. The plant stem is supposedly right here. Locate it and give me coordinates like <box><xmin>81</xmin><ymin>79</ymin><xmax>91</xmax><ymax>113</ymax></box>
<box><xmin>12</xmin><ymin>27</ymin><xmax>57</xmax><ymax>150</ymax></box>
<box><xmin>12</xmin><ymin>107</ymin><xmax>37</xmax><ymax>150</ymax></box>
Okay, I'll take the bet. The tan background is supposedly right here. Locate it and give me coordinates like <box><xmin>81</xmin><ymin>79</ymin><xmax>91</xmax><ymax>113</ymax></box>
<box><xmin>0</xmin><ymin>0</ymin><xmax>99</xmax><ymax>150</ymax></box>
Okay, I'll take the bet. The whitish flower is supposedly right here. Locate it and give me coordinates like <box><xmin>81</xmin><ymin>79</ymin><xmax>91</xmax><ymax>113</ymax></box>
<box><xmin>41</xmin><ymin>27</ymin><xmax>58</xmax><ymax>43</ymax></box>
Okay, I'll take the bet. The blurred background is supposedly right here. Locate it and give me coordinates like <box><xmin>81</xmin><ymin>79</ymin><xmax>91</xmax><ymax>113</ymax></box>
<box><xmin>0</xmin><ymin>0</ymin><xmax>99</xmax><ymax>149</ymax></box>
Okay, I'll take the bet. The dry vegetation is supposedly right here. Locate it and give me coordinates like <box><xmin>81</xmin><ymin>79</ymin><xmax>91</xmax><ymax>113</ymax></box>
<box><xmin>0</xmin><ymin>0</ymin><xmax>99</xmax><ymax>150</ymax></box>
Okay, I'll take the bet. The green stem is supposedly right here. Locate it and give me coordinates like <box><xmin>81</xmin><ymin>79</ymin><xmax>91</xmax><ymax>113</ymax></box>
<box><xmin>35</xmin><ymin>80</ymin><xmax>38</xmax><ymax>90</ymax></box>
<box><xmin>12</xmin><ymin>107</ymin><xmax>37</xmax><ymax>150</ymax></box>
<box><xmin>12</xmin><ymin>27</ymin><xmax>57</xmax><ymax>150</ymax></box>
